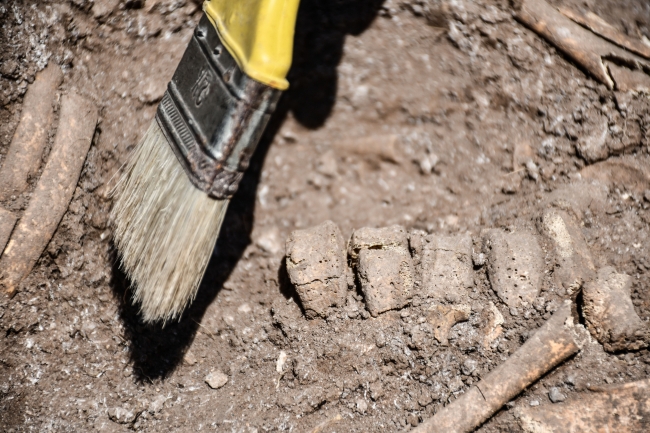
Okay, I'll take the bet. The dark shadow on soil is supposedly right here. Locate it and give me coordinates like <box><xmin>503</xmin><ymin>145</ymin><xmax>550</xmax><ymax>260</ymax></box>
<box><xmin>108</xmin><ymin>0</ymin><xmax>385</xmax><ymax>381</ymax></box>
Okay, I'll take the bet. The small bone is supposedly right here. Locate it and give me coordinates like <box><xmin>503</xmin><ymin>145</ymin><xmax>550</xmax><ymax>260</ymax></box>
<box><xmin>539</xmin><ymin>209</ymin><xmax>595</xmax><ymax>294</ymax></box>
<box><xmin>427</xmin><ymin>304</ymin><xmax>471</xmax><ymax>346</ymax></box>
<box><xmin>482</xmin><ymin>229</ymin><xmax>544</xmax><ymax>308</ymax></box>
<box><xmin>1</xmin><ymin>92</ymin><xmax>98</xmax><ymax>295</ymax></box>
<box><xmin>332</xmin><ymin>135</ymin><xmax>399</xmax><ymax>163</ymax></box>
<box><xmin>286</xmin><ymin>221</ymin><xmax>347</xmax><ymax>318</ymax></box>
<box><xmin>420</xmin><ymin>234</ymin><xmax>474</xmax><ymax>302</ymax></box>
<box><xmin>583</xmin><ymin>267</ymin><xmax>649</xmax><ymax>352</ymax></box>
<box><xmin>480</xmin><ymin>301</ymin><xmax>504</xmax><ymax>349</ymax></box>
<box><xmin>0</xmin><ymin>64</ymin><xmax>63</xmax><ymax>200</ymax></box>
<box><xmin>350</xmin><ymin>226</ymin><xmax>413</xmax><ymax>316</ymax></box>
<box><xmin>412</xmin><ymin>301</ymin><xmax>580</xmax><ymax>433</ymax></box>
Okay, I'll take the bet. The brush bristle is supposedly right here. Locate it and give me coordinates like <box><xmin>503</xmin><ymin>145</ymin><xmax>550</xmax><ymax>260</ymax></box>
<box><xmin>111</xmin><ymin>121</ymin><xmax>228</xmax><ymax>324</ymax></box>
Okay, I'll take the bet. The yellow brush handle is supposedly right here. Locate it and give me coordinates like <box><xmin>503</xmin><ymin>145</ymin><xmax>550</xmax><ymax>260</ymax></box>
<box><xmin>203</xmin><ymin>0</ymin><xmax>301</xmax><ymax>90</ymax></box>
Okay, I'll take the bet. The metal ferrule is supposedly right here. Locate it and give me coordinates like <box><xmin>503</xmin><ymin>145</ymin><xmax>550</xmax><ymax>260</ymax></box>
<box><xmin>156</xmin><ymin>14</ymin><xmax>282</xmax><ymax>199</ymax></box>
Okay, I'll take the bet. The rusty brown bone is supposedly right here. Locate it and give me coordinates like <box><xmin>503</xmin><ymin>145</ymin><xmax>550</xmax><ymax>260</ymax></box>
<box><xmin>517</xmin><ymin>379</ymin><xmax>650</xmax><ymax>432</ymax></box>
<box><xmin>0</xmin><ymin>64</ymin><xmax>63</xmax><ymax>201</ymax></box>
<box><xmin>412</xmin><ymin>301</ymin><xmax>580</xmax><ymax>433</ymax></box>
<box><xmin>1</xmin><ymin>92</ymin><xmax>97</xmax><ymax>295</ymax></box>
<box><xmin>516</xmin><ymin>0</ymin><xmax>650</xmax><ymax>90</ymax></box>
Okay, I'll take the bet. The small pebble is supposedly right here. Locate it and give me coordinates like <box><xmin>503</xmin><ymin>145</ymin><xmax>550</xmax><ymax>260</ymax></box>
<box><xmin>526</xmin><ymin>160</ymin><xmax>539</xmax><ymax>181</ymax></box>
<box><xmin>472</xmin><ymin>251</ymin><xmax>486</xmax><ymax>267</ymax></box>
<box><xmin>529</xmin><ymin>400</ymin><xmax>540</xmax><ymax>407</ymax></box>
<box><xmin>205</xmin><ymin>370</ymin><xmax>228</xmax><ymax>389</ymax></box>
<box><xmin>548</xmin><ymin>387</ymin><xmax>566</xmax><ymax>403</ymax></box>
<box><xmin>148</xmin><ymin>395</ymin><xmax>167</xmax><ymax>414</ymax></box>
<box><xmin>276</xmin><ymin>351</ymin><xmax>288</xmax><ymax>373</ymax></box>
<box><xmin>564</xmin><ymin>374</ymin><xmax>576</xmax><ymax>386</ymax></box>
<box><xmin>462</xmin><ymin>358</ymin><xmax>477</xmax><ymax>375</ymax></box>
<box><xmin>107</xmin><ymin>407</ymin><xmax>136</xmax><ymax>424</ymax></box>
<box><xmin>183</xmin><ymin>350</ymin><xmax>197</xmax><ymax>366</ymax></box>
<box><xmin>356</xmin><ymin>398</ymin><xmax>368</xmax><ymax>414</ymax></box>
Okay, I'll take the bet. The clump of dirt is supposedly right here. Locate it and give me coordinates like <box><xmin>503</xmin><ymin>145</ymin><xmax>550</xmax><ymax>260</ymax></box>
<box><xmin>2</xmin><ymin>0</ymin><xmax>650</xmax><ymax>431</ymax></box>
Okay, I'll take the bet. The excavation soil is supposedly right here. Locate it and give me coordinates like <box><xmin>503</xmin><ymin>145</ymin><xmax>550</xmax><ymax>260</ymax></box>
<box><xmin>2</xmin><ymin>0</ymin><xmax>650</xmax><ymax>431</ymax></box>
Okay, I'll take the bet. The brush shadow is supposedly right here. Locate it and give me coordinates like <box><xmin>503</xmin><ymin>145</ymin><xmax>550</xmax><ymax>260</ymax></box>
<box><xmin>109</xmin><ymin>0</ymin><xmax>386</xmax><ymax>381</ymax></box>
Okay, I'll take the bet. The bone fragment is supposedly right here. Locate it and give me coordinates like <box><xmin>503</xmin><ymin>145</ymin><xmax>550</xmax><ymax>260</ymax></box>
<box><xmin>412</xmin><ymin>301</ymin><xmax>580</xmax><ymax>433</ymax></box>
<box><xmin>332</xmin><ymin>135</ymin><xmax>399</xmax><ymax>163</ymax></box>
<box><xmin>580</xmin><ymin>157</ymin><xmax>650</xmax><ymax>193</ymax></box>
<box><xmin>480</xmin><ymin>301</ymin><xmax>504</xmax><ymax>349</ymax></box>
<box><xmin>559</xmin><ymin>8</ymin><xmax>650</xmax><ymax>59</ymax></box>
<box><xmin>420</xmin><ymin>234</ymin><xmax>474</xmax><ymax>302</ymax></box>
<box><xmin>539</xmin><ymin>209</ymin><xmax>595</xmax><ymax>294</ymax></box>
<box><xmin>516</xmin><ymin>0</ymin><xmax>650</xmax><ymax>90</ymax></box>
<box><xmin>583</xmin><ymin>267</ymin><xmax>649</xmax><ymax>352</ymax></box>
<box><xmin>427</xmin><ymin>304</ymin><xmax>471</xmax><ymax>346</ymax></box>
<box><xmin>0</xmin><ymin>208</ymin><xmax>17</xmax><ymax>256</ymax></box>
<box><xmin>517</xmin><ymin>379</ymin><xmax>650</xmax><ymax>432</ymax></box>
<box><xmin>286</xmin><ymin>221</ymin><xmax>347</xmax><ymax>318</ymax></box>
<box><xmin>1</xmin><ymin>92</ymin><xmax>97</xmax><ymax>295</ymax></box>
<box><xmin>482</xmin><ymin>229</ymin><xmax>544</xmax><ymax>308</ymax></box>
<box><xmin>0</xmin><ymin>64</ymin><xmax>63</xmax><ymax>200</ymax></box>
<box><xmin>350</xmin><ymin>225</ymin><xmax>413</xmax><ymax>316</ymax></box>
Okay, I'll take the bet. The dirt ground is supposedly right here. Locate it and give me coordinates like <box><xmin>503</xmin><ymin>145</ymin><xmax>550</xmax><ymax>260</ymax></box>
<box><xmin>2</xmin><ymin>0</ymin><xmax>650</xmax><ymax>431</ymax></box>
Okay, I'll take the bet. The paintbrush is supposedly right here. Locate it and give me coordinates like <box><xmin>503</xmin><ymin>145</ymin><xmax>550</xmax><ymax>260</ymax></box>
<box><xmin>111</xmin><ymin>0</ymin><xmax>300</xmax><ymax>323</ymax></box>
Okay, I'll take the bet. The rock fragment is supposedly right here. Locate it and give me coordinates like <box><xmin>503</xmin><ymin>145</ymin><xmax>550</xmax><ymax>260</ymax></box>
<box><xmin>517</xmin><ymin>379</ymin><xmax>650</xmax><ymax>432</ymax></box>
<box><xmin>576</xmin><ymin>120</ymin><xmax>609</xmax><ymax>163</ymax></box>
<box><xmin>428</xmin><ymin>304</ymin><xmax>471</xmax><ymax>346</ymax></box>
<box><xmin>482</xmin><ymin>229</ymin><xmax>544</xmax><ymax>308</ymax></box>
<box><xmin>500</xmin><ymin>172</ymin><xmax>523</xmax><ymax>194</ymax></box>
<box><xmin>183</xmin><ymin>350</ymin><xmax>197</xmax><ymax>366</ymax></box>
<box><xmin>286</xmin><ymin>221</ymin><xmax>347</xmax><ymax>318</ymax></box>
<box><xmin>420</xmin><ymin>234</ymin><xmax>473</xmax><ymax>302</ymax></box>
<box><xmin>582</xmin><ymin>267</ymin><xmax>649</xmax><ymax>352</ymax></box>
<box><xmin>255</xmin><ymin>226</ymin><xmax>282</xmax><ymax>255</ymax></box>
<box><xmin>462</xmin><ymin>358</ymin><xmax>477</xmax><ymax>376</ymax></box>
<box><xmin>512</xmin><ymin>141</ymin><xmax>534</xmax><ymax>171</ymax></box>
<box><xmin>548</xmin><ymin>387</ymin><xmax>566</xmax><ymax>403</ymax></box>
<box><xmin>147</xmin><ymin>395</ymin><xmax>167</xmax><ymax>414</ymax></box>
<box><xmin>539</xmin><ymin>209</ymin><xmax>595</xmax><ymax>294</ymax></box>
<box><xmin>107</xmin><ymin>407</ymin><xmax>137</xmax><ymax>424</ymax></box>
<box><xmin>205</xmin><ymin>370</ymin><xmax>228</xmax><ymax>389</ymax></box>
<box><xmin>349</xmin><ymin>225</ymin><xmax>413</xmax><ymax>316</ymax></box>
<box><xmin>93</xmin><ymin>0</ymin><xmax>120</xmax><ymax>19</ymax></box>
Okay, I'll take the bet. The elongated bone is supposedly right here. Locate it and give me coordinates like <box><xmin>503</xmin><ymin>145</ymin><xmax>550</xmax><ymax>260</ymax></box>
<box><xmin>518</xmin><ymin>379</ymin><xmax>650</xmax><ymax>432</ymax></box>
<box><xmin>559</xmin><ymin>7</ymin><xmax>650</xmax><ymax>59</ymax></box>
<box><xmin>1</xmin><ymin>92</ymin><xmax>97</xmax><ymax>295</ymax></box>
<box><xmin>0</xmin><ymin>208</ymin><xmax>17</xmax><ymax>255</ymax></box>
<box><xmin>0</xmin><ymin>64</ymin><xmax>63</xmax><ymax>200</ymax></box>
<box><xmin>412</xmin><ymin>301</ymin><xmax>580</xmax><ymax>433</ymax></box>
<box><xmin>516</xmin><ymin>0</ymin><xmax>650</xmax><ymax>90</ymax></box>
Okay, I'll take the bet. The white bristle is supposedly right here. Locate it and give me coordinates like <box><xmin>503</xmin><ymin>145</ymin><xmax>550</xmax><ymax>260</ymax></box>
<box><xmin>111</xmin><ymin>121</ymin><xmax>228</xmax><ymax>324</ymax></box>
